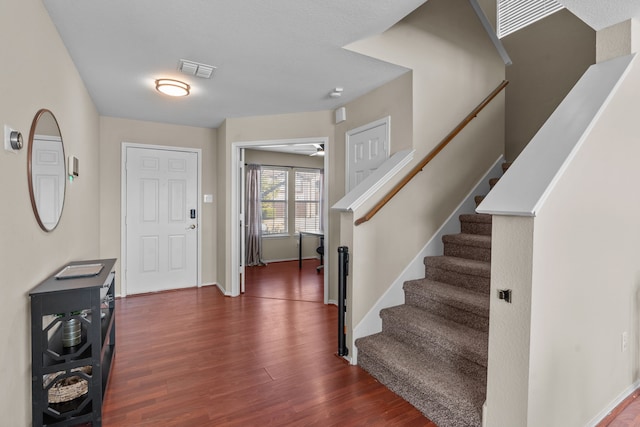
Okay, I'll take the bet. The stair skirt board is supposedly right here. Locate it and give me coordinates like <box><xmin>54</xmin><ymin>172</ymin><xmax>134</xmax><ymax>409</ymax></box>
<box><xmin>351</xmin><ymin>155</ymin><xmax>504</xmax><ymax>364</ymax></box>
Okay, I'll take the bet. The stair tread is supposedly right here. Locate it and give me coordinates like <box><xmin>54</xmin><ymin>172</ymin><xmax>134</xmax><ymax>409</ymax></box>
<box><xmin>442</xmin><ymin>233</ymin><xmax>491</xmax><ymax>248</ymax></box>
<box><xmin>354</xmin><ymin>174</ymin><xmax>498</xmax><ymax>426</ymax></box>
<box><xmin>425</xmin><ymin>255</ymin><xmax>491</xmax><ymax>278</ymax></box>
<box><xmin>459</xmin><ymin>213</ymin><xmax>492</xmax><ymax>223</ymax></box>
<box><xmin>382</xmin><ymin>305</ymin><xmax>488</xmax><ymax>364</ymax></box>
<box><xmin>404</xmin><ymin>279</ymin><xmax>489</xmax><ymax>316</ymax></box>
<box><xmin>356</xmin><ymin>333</ymin><xmax>485</xmax><ymax>424</ymax></box>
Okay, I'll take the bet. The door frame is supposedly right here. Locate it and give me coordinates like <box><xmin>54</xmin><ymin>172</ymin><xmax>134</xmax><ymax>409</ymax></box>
<box><xmin>345</xmin><ymin>116</ymin><xmax>390</xmax><ymax>193</ymax></box>
<box><xmin>120</xmin><ymin>142</ymin><xmax>202</xmax><ymax>297</ymax></box>
<box><xmin>231</xmin><ymin>137</ymin><xmax>330</xmax><ymax>303</ymax></box>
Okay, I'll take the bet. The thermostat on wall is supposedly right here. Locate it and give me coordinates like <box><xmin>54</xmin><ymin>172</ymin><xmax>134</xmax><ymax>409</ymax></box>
<box><xmin>69</xmin><ymin>155</ymin><xmax>79</xmax><ymax>177</ymax></box>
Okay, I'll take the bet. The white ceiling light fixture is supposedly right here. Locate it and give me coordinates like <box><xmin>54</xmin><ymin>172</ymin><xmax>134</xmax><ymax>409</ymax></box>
<box><xmin>155</xmin><ymin>79</ymin><xmax>190</xmax><ymax>97</ymax></box>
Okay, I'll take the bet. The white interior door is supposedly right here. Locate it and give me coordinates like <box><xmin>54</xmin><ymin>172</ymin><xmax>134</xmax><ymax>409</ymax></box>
<box><xmin>125</xmin><ymin>146</ymin><xmax>198</xmax><ymax>294</ymax></box>
<box><xmin>346</xmin><ymin>117</ymin><xmax>390</xmax><ymax>192</ymax></box>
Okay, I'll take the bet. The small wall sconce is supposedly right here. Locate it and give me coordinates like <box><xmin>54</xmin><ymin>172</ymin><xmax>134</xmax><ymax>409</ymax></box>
<box><xmin>10</xmin><ymin>131</ymin><xmax>23</xmax><ymax>149</ymax></box>
<box><xmin>68</xmin><ymin>155</ymin><xmax>79</xmax><ymax>180</ymax></box>
<box><xmin>155</xmin><ymin>79</ymin><xmax>190</xmax><ymax>97</ymax></box>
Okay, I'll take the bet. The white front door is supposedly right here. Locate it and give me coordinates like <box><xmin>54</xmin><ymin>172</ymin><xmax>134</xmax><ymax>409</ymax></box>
<box><xmin>125</xmin><ymin>146</ymin><xmax>198</xmax><ymax>294</ymax></box>
<box><xmin>346</xmin><ymin>117</ymin><xmax>390</xmax><ymax>192</ymax></box>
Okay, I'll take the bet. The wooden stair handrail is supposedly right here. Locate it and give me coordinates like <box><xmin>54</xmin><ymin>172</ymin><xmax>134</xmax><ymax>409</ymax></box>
<box><xmin>354</xmin><ymin>80</ymin><xmax>509</xmax><ymax>226</ymax></box>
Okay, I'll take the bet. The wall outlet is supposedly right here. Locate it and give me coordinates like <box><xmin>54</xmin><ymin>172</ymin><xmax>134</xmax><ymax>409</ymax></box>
<box><xmin>622</xmin><ymin>331</ymin><xmax>628</xmax><ymax>352</ymax></box>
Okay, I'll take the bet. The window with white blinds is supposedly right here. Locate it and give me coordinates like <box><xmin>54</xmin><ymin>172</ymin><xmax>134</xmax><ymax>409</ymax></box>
<box><xmin>498</xmin><ymin>0</ymin><xmax>564</xmax><ymax>38</ymax></box>
<box><xmin>260</xmin><ymin>167</ymin><xmax>288</xmax><ymax>235</ymax></box>
<box><xmin>294</xmin><ymin>169</ymin><xmax>321</xmax><ymax>233</ymax></box>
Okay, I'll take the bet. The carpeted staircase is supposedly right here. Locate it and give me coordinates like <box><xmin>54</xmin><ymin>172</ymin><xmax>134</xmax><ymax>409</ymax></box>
<box><xmin>355</xmin><ymin>163</ymin><xmax>509</xmax><ymax>427</ymax></box>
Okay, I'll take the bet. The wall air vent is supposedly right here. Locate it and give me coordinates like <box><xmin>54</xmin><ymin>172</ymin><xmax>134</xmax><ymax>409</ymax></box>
<box><xmin>178</xmin><ymin>59</ymin><xmax>216</xmax><ymax>79</ymax></box>
<box><xmin>498</xmin><ymin>0</ymin><xmax>564</xmax><ymax>38</ymax></box>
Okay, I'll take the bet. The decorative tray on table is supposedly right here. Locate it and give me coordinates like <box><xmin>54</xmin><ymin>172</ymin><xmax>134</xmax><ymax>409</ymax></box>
<box><xmin>55</xmin><ymin>263</ymin><xmax>104</xmax><ymax>280</ymax></box>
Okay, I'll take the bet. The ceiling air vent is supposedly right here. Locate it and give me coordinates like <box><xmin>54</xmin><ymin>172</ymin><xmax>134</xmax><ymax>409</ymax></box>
<box><xmin>178</xmin><ymin>59</ymin><xmax>216</xmax><ymax>79</ymax></box>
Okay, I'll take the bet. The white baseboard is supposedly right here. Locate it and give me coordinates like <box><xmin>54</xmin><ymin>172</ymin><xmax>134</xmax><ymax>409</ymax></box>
<box><xmin>350</xmin><ymin>155</ymin><xmax>504</xmax><ymax>365</ymax></box>
<box><xmin>199</xmin><ymin>282</ymin><xmax>217</xmax><ymax>288</ymax></box>
<box><xmin>482</xmin><ymin>401</ymin><xmax>487</xmax><ymax>427</ymax></box>
<box><xmin>586</xmin><ymin>380</ymin><xmax>640</xmax><ymax>427</ymax></box>
<box><xmin>201</xmin><ymin>282</ymin><xmax>231</xmax><ymax>296</ymax></box>
<box><xmin>118</xmin><ymin>282</ymin><xmax>224</xmax><ymax>298</ymax></box>
<box><xmin>213</xmin><ymin>282</ymin><xmax>233</xmax><ymax>296</ymax></box>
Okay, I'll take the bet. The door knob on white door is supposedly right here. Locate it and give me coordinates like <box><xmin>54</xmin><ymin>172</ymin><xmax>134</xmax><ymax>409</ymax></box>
<box><xmin>186</xmin><ymin>224</ymin><xmax>197</xmax><ymax>230</ymax></box>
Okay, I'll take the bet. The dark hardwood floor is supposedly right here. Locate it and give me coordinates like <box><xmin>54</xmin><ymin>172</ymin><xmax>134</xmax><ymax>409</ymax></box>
<box><xmin>243</xmin><ymin>258</ymin><xmax>324</xmax><ymax>303</ymax></box>
<box><xmin>102</xmin><ymin>260</ymin><xmax>434</xmax><ymax>426</ymax></box>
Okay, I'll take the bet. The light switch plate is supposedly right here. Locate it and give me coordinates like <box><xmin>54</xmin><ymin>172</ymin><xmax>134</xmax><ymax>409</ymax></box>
<box><xmin>203</xmin><ymin>194</ymin><xmax>213</xmax><ymax>203</ymax></box>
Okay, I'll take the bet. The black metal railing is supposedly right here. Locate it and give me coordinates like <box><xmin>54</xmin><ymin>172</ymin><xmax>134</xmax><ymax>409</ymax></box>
<box><xmin>338</xmin><ymin>246</ymin><xmax>349</xmax><ymax>357</ymax></box>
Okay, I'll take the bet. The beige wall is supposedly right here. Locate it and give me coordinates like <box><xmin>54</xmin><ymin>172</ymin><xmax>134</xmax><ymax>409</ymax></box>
<box><xmin>477</xmin><ymin>0</ymin><xmax>497</xmax><ymax>29</ymax></box>
<box><xmin>503</xmin><ymin>9</ymin><xmax>595</xmax><ymax>161</ymax></box>
<box><xmin>217</xmin><ymin>111</ymin><xmax>334</xmax><ymax>295</ymax></box>
<box><xmin>526</xmin><ymin>56</ymin><xmax>640</xmax><ymax>427</ymax></box>
<box><xmin>0</xmin><ymin>0</ymin><xmax>101</xmax><ymax>424</ymax></box>
<box><xmin>244</xmin><ymin>149</ymin><xmax>324</xmax><ymax>262</ymax></box>
<box><xmin>216</xmin><ymin>121</ymin><xmax>228</xmax><ymax>293</ymax></box>
<box><xmin>597</xmin><ymin>19</ymin><xmax>640</xmax><ymax>63</ymax></box>
<box><xmin>99</xmin><ymin>117</ymin><xmax>217</xmax><ymax>294</ymax></box>
<box><xmin>331</xmin><ymin>72</ymin><xmax>413</xmax><ymax>303</ymax></box>
<box><xmin>344</xmin><ymin>0</ymin><xmax>505</xmax><ymax>334</ymax></box>
<box><xmin>485</xmin><ymin>216</ymin><xmax>534</xmax><ymax>427</ymax></box>
<box><xmin>486</xmin><ymin>56</ymin><xmax>640</xmax><ymax>427</ymax></box>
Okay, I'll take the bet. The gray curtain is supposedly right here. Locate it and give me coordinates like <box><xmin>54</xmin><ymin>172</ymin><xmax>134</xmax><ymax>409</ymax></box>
<box><xmin>246</xmin><ymin>164</ymin><xmax>265</xmax><ymax>266</ymax></box>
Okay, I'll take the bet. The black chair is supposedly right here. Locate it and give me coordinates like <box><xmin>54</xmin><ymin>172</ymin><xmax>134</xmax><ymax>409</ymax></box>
<box><xmin>316</xmin><ymin>236</ymin><xmax>324</xmax><ymax>273</ymax></box>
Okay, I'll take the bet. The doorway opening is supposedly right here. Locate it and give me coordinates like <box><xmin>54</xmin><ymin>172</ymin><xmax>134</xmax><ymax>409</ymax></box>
<box><xmin>231</xmin><ymin>137</ymin><xmax>329</xmax><ymax>304</ymax></box>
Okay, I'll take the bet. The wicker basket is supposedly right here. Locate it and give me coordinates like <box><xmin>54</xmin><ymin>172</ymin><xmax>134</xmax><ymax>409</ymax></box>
<box><xmin>44</xmin><ymin>366</ymin><xmax>92</xmax><ymax>404</ymax></box>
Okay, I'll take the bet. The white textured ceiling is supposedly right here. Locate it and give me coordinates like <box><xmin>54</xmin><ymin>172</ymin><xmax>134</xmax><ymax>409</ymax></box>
<box><xmin>42</xmin><ymin>0</ymin><xmax>426</xmax><ymax>129</ymax></box>
<box><xmin>42</xmin><ymin>0</ymin><xmax>640</xmax><ymax>131</ymax></box>
<box><xmin>559</xmin><ymin>0</ymin><xmax>640</xmax><ymax>31</ymax></box>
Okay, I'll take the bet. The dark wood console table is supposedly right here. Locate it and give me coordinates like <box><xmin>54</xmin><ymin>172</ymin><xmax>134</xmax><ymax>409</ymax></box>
<box><xmin>30</xmin><ymin>258</ymin><xmax>117</xmax><ymax>427</ymax></box>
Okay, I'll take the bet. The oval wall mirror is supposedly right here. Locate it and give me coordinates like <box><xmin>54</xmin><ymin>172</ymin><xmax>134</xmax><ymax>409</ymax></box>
<box><xmin>28</xmin><ymin>109</ymin><xmax>66</xmax><ymax>232</ymax></box>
